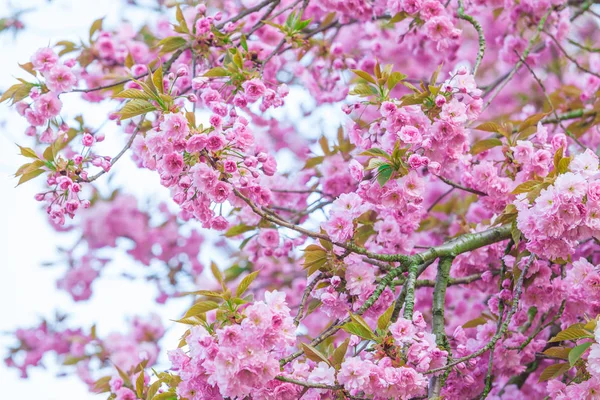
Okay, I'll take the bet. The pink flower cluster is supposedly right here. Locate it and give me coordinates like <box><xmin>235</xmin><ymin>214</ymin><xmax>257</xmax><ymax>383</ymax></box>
<box><xmin>132</xmin><ymin>74</ymin><xmax>286</xmax><ymax>229</ymax></box>
<box><xmin>168</xmin><ymin>291</ymin><xmax>296</xmax><ymax>398</ymax></box>
<box><xmin>5</xmin><ymin>314</ymin><xmax>163</xmax><ymax>386</ymax></box>
<box><xmin>335</xmin><ymin>313</ymin><xmax>445</xmax><ymax>399</ymax></box>
<box><xmin>515</xmin><ymin>149</ymin><xmax>600</xmax><ymax>259</ymax></box>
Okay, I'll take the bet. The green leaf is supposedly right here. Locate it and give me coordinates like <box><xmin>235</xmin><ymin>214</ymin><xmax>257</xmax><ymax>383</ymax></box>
<box><xmin>240</xmin><ymin>34</ymin><xmax>248</xmax><ymax>52</ymax></box>
<box><xmin>303</xmin><ymin>156</ymin><xmax>324</xmax><ymax>169</ymax></box>
<box><xmin>543</xmin><ymin>347</ymin><xmax>571</xmax><ymax>359</ymax></box>
<box><xmin>115</xmin><ymin>365</ymin><xmax>131</xmax><ymax>386</ymax></box>
<box><xmin>19</xmin><ymin>62</ymin><xmax>37</xmax><ymax>77</ymax></box>
<box><xmin>175</xmin><ymin>4</ymin><xmax>188</xmax><ymax>33</ymax></box>
<box><xmin>430</xmin><ymin>63</ymin><xmax>444</xmax><ymax>86</ymax></box>
<box><xmin>0</xmin><ymin>82</ymin><xmax>34</xmax><ymax>104</ymax></box>
<box><xmin>389</xmin><ymin>12</ymin><xmax>408</xmax><ymax>24</ymax></box>
<box><xmin>511</xmin><ymin>220</ymin><xmax>522</xmax><ymax>245</ymax></box>
<box><xmin>183</xmin><ymin>301</ymin><xmax>220</xmax><ymax>318</ymax></box>
<box><xmin>377</xmin><ymin>304</ymin><xmax>395</xmax><ymax>332</ymax></box>
<box><xmin>146</xmin><ymin>378</ymin><xmax>164</xmax><ymax>400</ymax></box>
<box><xmin>471</xmin><ymin>138</ymin><xmax>502</xmax><ymax>155</ymax></box>
<box><xmin>474</xmin><ymin>122</ymin><xmax>501</xmax><ymax>133</ymax></box>
<box><xmin>16</xmin><ymin>168</ymin><xmax>44</xmax><ymax>186</ymax></box>
<box><xmin>114</xmin><ymin>89</ymin><xmax>153</xmax><ymax>100</ymax></box>
<box><xmin>351</xmin><ymin>69</ymin><xmax>376</xmax><ymax>84</ymax></box>
<box><xmin>376</xmin><ymin>164</ymin><xmax>393</xmax><ymax>186</ymax></box>
<box><xmin>519</xmin><ymin>113</ymin><xmax>548</xmax><ymax>132</ymax></box>
<box><xmin>136</xmin><ymin>370</ymin><xmax>145</xmax><ymax>398</ymax></box>
<box><xmin>569</xmin><ymin>342</ymin><xmax>592</xmax><ymax>366</ymax></box>
<box><xmin>303</xmin><ymin>245</ymin><xmax>328</xmax><ymax>272</ymax></box>
<box><xmin>170</xmin><ymin>316</ymin><xmax>203</xmax><ymax>325</ymax></box>
<box><xmin>360</xmin><ymin>148</ymin><xmax>391</xmax><ymax>160</ymax></box>
<box><xmin>549</xmin><ymin>326</ymin><xmax>594</xmax><ymax>343</ymax></box>
<box><xmin>89</xmin><ymin>17</ymin><xmax>104</xmax><ymax>41</ymax></box>
<box><xmin>224</xmin><ymin>224</ymin><xmax>255</xmax><ymax>237</ymax></box>
<box><xmin>153</xmin><ymin>393</ymin><xmax>177</xmax><ymax>400</ymax></box>
<box><xmin>350</xmin><ymin>83</ymin><xmax>377</xmax><ymax>97</ymax></box>
<box><xmin>341</xmin><ymin>321</ymin><xmax>377</xmax><ymax>341</ymax></box>
<box><xmin>553</xmin><ymin>147</ymin><xmax>564</xmax><ymax>170</ymax></box>
<box><xmin>204</xmin><ymin>67</ymin><xmax>230</xmax><ymax>77</ymax></box>
<box><xmin>211</xmin><ymin>262</ymin><xmax>224</xmax><ymax>285</ymax></box>
<box><xmin>118</xmin><ymin>99</ymin><xmax>155</xmax><ymax>120</ymax></box>
<box><xmin>512</xmin><ymin>180</ymin><xmax>541</xmax><ymax>195</ymax></box>
<box><xmin>558</xmin><ymin>157</ymin><xmax>571</xmax><ymax>174</ymax></box>
<box><xmin>236</xmin><ymin>270</ymin><xmax>259</xmax><ymax>297</ymax></box>
<box><xmin>366</xmin><ymin>158</ymin><xmax>388</xmax><ymax>171</ymax></box>
<box><xmin>285</xmin><ymin>10</ymin><xmax>297</xmax><ymax>28</ymax></box>
<box><xmin>157</xmin><ymin>36</ymin><xmax>187</xmax><ymax>54</ymax></box>
<box><xmin>92</xmin><ymin>376</ymin><xmax>111</xmax><ymax>393</ymax></box>
<box><xmin>63</xmin><ymin>356</ymin><xmax>85</xmax><ymax>365</ymax></box>
<box><xmin>301</xmin><ymin>343</ymin><xmax>331</xmax><ymax>366</ymax></box>
<box><xmin>125</xmin><ymin>52</ymin><xmax>135</xmax><ymax>69</ymax></box>
<box><xmin>387</xmin><ymin>72</ymin><xmax>406</xmax><ymax>91</ymax></box>
<box><xmin>17</xmin><ymin>145</ymin><xmax>38</xmax><ymax>159</ymax></box>
<box><xmin>462</xmin><ymin>316</ymin><xmax>489</xmax><ymax>329</ymax></box>
<box><xmin>330</xmin><ymin>338</ymin><xmax>349</xmax><ymax>370</ymax></box>
<box><xmin>538</xmin><ymin>362</ymin><xmax>571</xmax><ymax>382</ymax></box>
<box><xmin>180</xmin><ymin>290</ymin><xmax>223</xmax><ymax>298</ymax></box>
<box><xmin>153</xmin><ymin>66</ymin><xmax>164</xmax><ymax>94</ymax></box>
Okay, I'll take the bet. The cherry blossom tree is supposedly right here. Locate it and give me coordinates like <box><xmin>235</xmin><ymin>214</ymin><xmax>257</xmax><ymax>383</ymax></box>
<box><xmin>4</xmin><ymin>0</ymin><xmax>600</xmax><ymax>398</ymax></box>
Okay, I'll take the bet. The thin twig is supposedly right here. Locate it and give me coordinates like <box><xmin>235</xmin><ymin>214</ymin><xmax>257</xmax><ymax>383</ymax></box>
<box><xmin>216</xmin><ymin>0</ymin><xmax>277</xmax><ymax>29</ymax></box>
<box><xmin>516</xmin><ymin>49</ymin><xmax>587</xmax><ymax>150</ymax></box>
<box><xmin>545</xmin><ymin>30</ymin><xmax>600</xmax><ymax>79</ymax></box>
<box><xmin>437</xmin><ymin>175</ymin><xmax>487</xmax><ymax>196</ymax></box>
<box><xmin>483</xmin><ymin>9</ymin><xmax>552</xmax><ymax>111</ymax></box>
<box><xmin>69</xmin><ymin>48</ymin><xmax>186</xmax><ymax>94</ymax></box>
<box><xmin>294</xmin><ymin>272</ymin><xmax>322</xmax><ymax>326</ymax></box>
<box><xmin>79</xmin><ymin>116</ymin><xmax>145</xmax><ymax>183</ymax></box>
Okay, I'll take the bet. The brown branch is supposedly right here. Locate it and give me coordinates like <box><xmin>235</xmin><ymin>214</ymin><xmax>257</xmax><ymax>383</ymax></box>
<box><xmin>216</xmin><ymin>0</ymin><xmax>278</xmax><ymax>29</ymax></box>
<box><xmin>69</xmin><ymin>47</ymin><xmax>187</xmax><ymax>94</ymax></box>
<box><xmin>294</xmin><ymin>272</ymin><xmax>322</xmax><ymax>326</ymax></box>
<box><xmin>437</xmin><ymin>175</ymin><xmax>487</xmax><ymax>196</ymax></box>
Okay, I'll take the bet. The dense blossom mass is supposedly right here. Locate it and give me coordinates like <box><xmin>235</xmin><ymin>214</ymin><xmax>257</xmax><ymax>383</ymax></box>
<box><xmin>4</xmin><ymin>0</ymin><xmax>600</xmax><ymax>398</ymax></box>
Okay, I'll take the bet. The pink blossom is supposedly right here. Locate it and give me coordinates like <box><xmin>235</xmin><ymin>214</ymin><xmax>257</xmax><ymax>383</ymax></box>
<box><xmin>45</xmin><ymin>65</ymin><xmax>77</xmax><ymax>93</ymax></box>
<box><xmin>242</xmin><ymin>79</ymin><xmax>266</xmax><ymax>102</ymax></box>
<box><xmin>258</xmin><ymin>229</ymin><xmax>279</xmax><ymax>248</ymax></box>
<box><xmin>322</xmin><ymin>213</ymin><xmax>354</xmax><ymax>242</ymax></box>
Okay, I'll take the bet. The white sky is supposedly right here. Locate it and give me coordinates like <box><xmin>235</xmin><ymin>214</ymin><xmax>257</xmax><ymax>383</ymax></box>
<box><xmin>0</xmin><ymin>0</ymin><xmax>184</xmax><ymax>398</ymax></box>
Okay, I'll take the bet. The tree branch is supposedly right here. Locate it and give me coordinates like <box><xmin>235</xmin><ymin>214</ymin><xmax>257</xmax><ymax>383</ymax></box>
<box><xmin>457</xmin><ymin>0</ymin><xmax>486</xmax><ymax>76</ymax></box>
<box><xmin>426</xmin><ymin>254</ymin><xmax>534</xmax><ymax>375</ymax></box>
